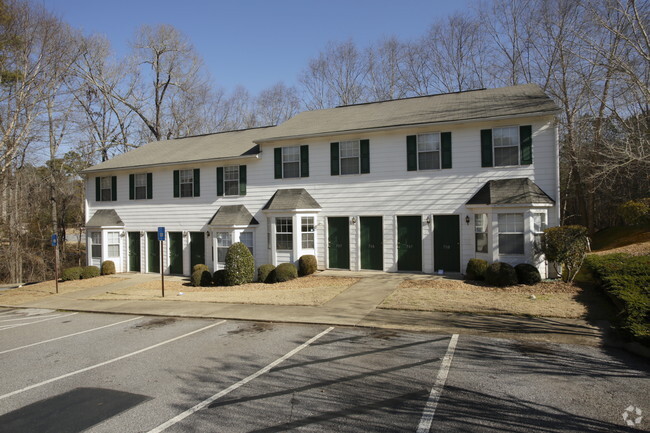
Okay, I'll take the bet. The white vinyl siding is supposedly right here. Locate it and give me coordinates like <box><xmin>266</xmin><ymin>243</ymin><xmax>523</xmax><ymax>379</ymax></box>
<box><xmin>493</xmin><ymin>126</ymin><xmax>519</xmax><ymax>166</ymax></box>
<box><xmin>340</xmin><ymin>140</ymin><xmax>360</xmax><ymax>175</ymax></box>
<box><xmin>498</xmin><ymin>213</ymin><xmax>524</xmax><ymax>255</ymax></box>
<box><xmin>418</xmin><ymin>133</ymin><xmax>440</xmax><ymax>170</ymax></box>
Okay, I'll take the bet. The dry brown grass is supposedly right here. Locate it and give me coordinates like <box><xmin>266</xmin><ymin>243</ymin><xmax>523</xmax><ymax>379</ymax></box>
<box><xmin>590</xmin><ymin>240</ymin><xmax>650</xmax><ymax>256</ymax></box>
<box><xmin>380</xmin><ymin>278</ymin><xmax>604</xmax><ymax>318</ymax></box>
<box><xmin>90</xmin><ymin>275</ymin><xmax>360</xmax><ymax>306</ymax></box>
<box><xmin>0</xmin><ymin>276</ymin><xmax>125</xmax><ymax>306</ymax></box>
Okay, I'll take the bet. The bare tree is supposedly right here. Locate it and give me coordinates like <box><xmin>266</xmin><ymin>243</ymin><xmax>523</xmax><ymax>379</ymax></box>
<box><xmin>254</xmin><ymin>82</ymin><xmax>301</xmax><ymax>126</ymax></box>
<box><xmin>366</xmin><ymin>37</ymin><xmax>408</xmax><ymax>101</ymax></box>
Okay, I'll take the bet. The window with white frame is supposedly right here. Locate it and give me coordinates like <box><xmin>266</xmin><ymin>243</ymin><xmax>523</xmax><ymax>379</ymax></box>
<box><xmin>240</xmin><ymin>231</ymin><xmax>254</xmax><ymax>257</ymax></box>
<box><xmin>282</xmin><ymin>146</ymin><xmax>300</xmax><ymax>178</ymax></box>
<box><xmin>498</xmin><ymin>213</ymin><xmax>524</xmax><ymax>255</ymax></box>
<box><xmin>90</xmin><ymin>232</ymin><xmax>101</xmax><ymax>260</ymax></box>
<box><xmin>418</xmin><ymin>133</ymin><xmax>440</xmax><ymax>170</ymax></box>
<box><xmin>134</xmin><ymin>173</ymin><xmax>147</xmax><ymax>199</ymax></box>
<box><xmin>340</xmin><ymin>140</ymin><xmax>360</xmax><ymax>175</ymax></box>
<box><xmin>216</xmin><ymin>232</ymin><xmax>232</xmax><ymax>263</ymax></box>
<box><xmin>533</xmin><ymin>212</ymin><xmax>547</xmax><ymax>249</ymax></box>
<box><xmin>276</xmin><ymin>217</ymin><xmax>293</xmax><ymax>250</ymax></box>
<box><xmin>475</xmin><ymin>214</ymin><xmax>488</xmax><ymax>253</ymax></box>
<box><xmin>224</xmin><ymin>166</ymin><xmax>239</xmax><ymax>196</ymax></box>
<box><xmin>107</xmin><ymin>231</ymin><xmax>120</xmax><ymax>257</ymax></box>
<box><xmin>100</xmin><ymin>177</ymin><xmax>112</xmax><ymax>201</ymax></box>
<box><xmin>493</xmin><ymin>126</ymin><xmax>519</xmax><ymax>166</ymax></box>
<box><xmin>179</xmin><ymin>169</ymin><xmax>194</xmax><ymax>197</ymax></box>
<box><xmin>301</xmin><ymin>217</ymin><xmax>315</xmax><ymax>249</ymax></box>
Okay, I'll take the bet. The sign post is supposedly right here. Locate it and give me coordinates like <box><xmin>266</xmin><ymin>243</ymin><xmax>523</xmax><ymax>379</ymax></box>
<box><xmin>158</xmin><ymin>227</ymin><xmax>165</xmax><ymax>298</ymax></box>
<box><xmin>51</xmin><ymin>234</ymin><xmax>59</xmax><ymax>294</ymax></box>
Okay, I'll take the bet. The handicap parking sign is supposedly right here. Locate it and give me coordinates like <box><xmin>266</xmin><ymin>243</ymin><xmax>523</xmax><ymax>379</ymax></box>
<box><xmin>157</xmin><ymin>227</ymin><xmax>165</xmax><ymax>241</ymax></box>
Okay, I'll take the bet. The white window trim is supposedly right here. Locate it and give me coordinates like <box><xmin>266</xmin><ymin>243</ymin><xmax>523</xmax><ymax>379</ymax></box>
<box><xmin>134</xmin><ymin>173</ymin><xmax>148</xmax><ymax>200</ymax></box>
<box><xmin>301</xmin><ymin>216</ymin><xmax>315</xmax><ymax>249</ymax></box>
<box><xmin>281</xmin><ymin>146</ymin><xmax>301</xmax><ymax>179</ymax></box>
<box><xmin>100</xmin><ymin>176</ymin><xmax>112</xmax><ymax>202</ymax></box>
<box><xmin>107</xmin><ymin>231</ymin><xmax>121</xmax><ymax>258</ymax></box>
<box><xmin>492</xmin><ymin>126</ymin><xmax>520</xmax><ymax>167</ymax></box>
<box><xmin>498</xmin><ymin>213</ymin><xmax>525</xmax><ymax>256</ymax></box>
<box><xmin>474</xmin><ymin>214</ymin><xmax>488</xmax><ymax>254</ymax></box>
<box><xmin>417</xmin><ymin>133</ymin><xmax>441</xmax><ymax>171</ymax></box>
<box><xmin>275</xmin><ymin>217</ymin><xmax>293</xmax><ymax>251</ymax></box>
<box><xmin>339</xmin><ymin>140</ymin><xmax>360</xmax><ymax>175</ymax></box>
<box><xmin>179</xmin><ymin>169</ymin><xmax>194</xmax><ymax>198</ymax></box>
<box><xmin>223</xmin><ymin>165</ymin><xmax>240</xmax><ymax>196</ymax></box>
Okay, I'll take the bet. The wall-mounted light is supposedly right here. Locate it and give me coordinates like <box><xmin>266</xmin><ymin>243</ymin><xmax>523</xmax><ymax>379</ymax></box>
<box><xmin>426</xmin><ymin>216</ymin><xmax>432</xmax><ymax>226</ymax></box>
<box><xmin>140</xmin><ymin>231</ymin><xmax>145</xmax><ymax>237</ymax></box>
<box><xmin>120</xmin><ymin>231</ymin><xmax>126</xmax><ymax>237</ymax></box>
<box><xmin>350</xmin><ymin>217</ymin><xmax>356</xmax><ymax>225</ymax></box>
<box><xmin>183</xmin><ymin>231</ymin><xmax>189</xmax><ymax>239</ymax></box>
<box><xmin>206</xmin><ymin>231</ymin><xmax>210</xmax><ymax>237</ymax></box>
<box><xmin>465</xmin><ymin>215</ymin><xmax>471</xmax><ymax>225</ymax></box>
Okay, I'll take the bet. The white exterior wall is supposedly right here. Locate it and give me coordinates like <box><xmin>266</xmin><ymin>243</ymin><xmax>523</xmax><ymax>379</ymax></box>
<box><xmin>86</xmin><ymin>115</ymin><xmax>559</xmax><ymax>277</ymax></box>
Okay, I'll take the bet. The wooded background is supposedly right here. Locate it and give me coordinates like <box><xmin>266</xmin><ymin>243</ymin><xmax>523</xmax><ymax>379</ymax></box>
<box><xmin>0</xmin><ymin>0</ymin><xmax>647</xmax><ymax>283</ymax></box>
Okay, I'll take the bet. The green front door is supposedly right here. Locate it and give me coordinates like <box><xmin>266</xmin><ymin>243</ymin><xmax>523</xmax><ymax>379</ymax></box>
<box><xmin>147</xmin><ymin>232</ymin><xmax>160</xmax><ymax>273</ymax></box>
<box><xmin>328</xmin><ymin>217</ymin><xmax>349</xmax><ymax>269</ymax></box>
<box><xmin>360</xmin><ymin>217</ymin><xmax>383</xmax><ymax>270</ymax></box>
<box><xmin>434</xmin><ymin>215</ymin><xmax>460</xmax><ymax>272</ymax></box>
<box><xmin>397</xmin><ymin>216</ymin><xmax>422</xmax><ymax>271</ymax></box>
<box><xmin>128</xmin><ymin>232</ymin><xmax>140</xmax><ymax>272</ymax></box>
<box><xmin>169</xmin><ymin>232</ymin><xmax>183</xmax><ymax>274</ymax></box>
<box><xmin>190</xmin><ymin>232</ymin><xmax>205</xmax><ymax>269</ymax></box>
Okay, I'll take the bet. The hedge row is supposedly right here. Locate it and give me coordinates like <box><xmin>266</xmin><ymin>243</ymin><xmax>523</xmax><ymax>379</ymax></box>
<box><xmin>61</xmin><ymin>266</ymin><xmax>100</xmax><ymax>281</ymax></box>
<box><xmin>465</xmin><ymin>259</ymin><xmax>541</xmax><ymax>286</ymax></box>
<box><xmin>584</xmin><ymin>254</ymin><xmax>649</xmax><ymax>344</ymax></box>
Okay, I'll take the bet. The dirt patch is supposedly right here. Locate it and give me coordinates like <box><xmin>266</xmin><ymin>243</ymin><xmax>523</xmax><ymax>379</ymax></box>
<box><xmin>133</xmin><ymin>317</ymin><xmax>177</xmax><ymax>329</ymax></box>
<box><xmin>228</xmin><ymin>322</ymin><xmax>274</xmax><ymax>335</ymax></box>
<box><xmin>380</xmin><ymin>278</ymin><xmax>612</xmax><ymax>319</ymax></box>
<box><xmin>0</xmin><ymin>276</ymin><xmax>126</xmax><ymax>306</ymax></box>
<box><xmin>90</xmin><ymin>275</ymin><xmax>360</xmax><ymax>306</ymax></box>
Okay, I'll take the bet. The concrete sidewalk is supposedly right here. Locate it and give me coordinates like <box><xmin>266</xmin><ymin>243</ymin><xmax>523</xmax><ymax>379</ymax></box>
<box><xmin>3</xmin><ymin>271</ymin><xmax>610</xmax><ymax>347</ymax></box>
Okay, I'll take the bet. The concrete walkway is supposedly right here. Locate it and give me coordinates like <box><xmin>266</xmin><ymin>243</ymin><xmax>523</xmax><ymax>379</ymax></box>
<box><xmin>3</xmin><ymin>271</ymin><xmax>610</xmax><ymax>347</ymax></box>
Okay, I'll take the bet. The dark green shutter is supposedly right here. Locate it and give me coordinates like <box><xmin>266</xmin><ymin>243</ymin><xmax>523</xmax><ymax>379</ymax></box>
<box><xmin>129</xmin><ymin>174</ymin><xmax>134</xmax><ymax>200</ymax></box>
<box><xmin>520</xmin><ymin>125</ymin><xmax>532</xmax><ymax>164</ymax></box>
<box><xmin>360</xmin><ymin>139</ymin><xmax>370</xmax><ymax>174</ymax></box>
<box><xmin>481</xmin><ymin>129</ymin><xmax>493</xmax><ymax>167</ymax></box>
<box><xmin>300</xmin><ymin>145</ymin><xmax>309</xmax><ymax>178</ymax></box>
<box><xmin>111</xmin><ymin>176</ymin><xmax>117</xmax><ymax>201</ymax></box>
<box><xmin>441</xmin><ymin>132</ymin><xmax>452</xmax><ymax>169</ymax></box>
<box><xmin>193</xmin><ymin>168</ymin><xmax>200</xmax><ymax>197</ymax></box>
<box><xmin>173</xmin><ymin>170</ymin><xmax>180</xmax><ymax>197</ymax></box>
<box><xmin>95</xmin><ymin>177</ymin><xmax>101</xmax><ymax>201</ymax></box>
<box><xmin>330</xmin><ymin>142</ymin><xmax>339</xmax><ymax>175</ymax></box>
<box><xmin>406</xmin><ymin>135</ymin><xmax>417</xmax><ymax>171</ymax></box>
<box><xmin>239</xmin><ymin>165</ymin><xmax>246</xmax><ymax>196</ymax></box>
<box><xmin>274</xmin><ymin>148</ymin><xmax>282</xmax><ymax>179</ymax></box>
<box><xmin>216</xmin><ymin>167</ymin><xmax>224</xmax><ymax>196</ymax></box>
<box><xmin>146</xmin><ymin>173</ymin><xmax>153</xmax><ymax>199</ymax></box>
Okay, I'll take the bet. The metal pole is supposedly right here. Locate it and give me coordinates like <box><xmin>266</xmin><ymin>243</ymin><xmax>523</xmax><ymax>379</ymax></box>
<box><xmin>160</xmin><ymin>239</ymin><xmax>164</xmax><ymax>298</ymax></box>
<box><xmin>54</xmin><ymin>245</ymin><xmax>59</xmax><ymax>294</ymax></box>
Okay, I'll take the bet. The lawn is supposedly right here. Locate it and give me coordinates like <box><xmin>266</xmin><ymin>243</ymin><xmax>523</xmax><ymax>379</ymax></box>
<box><xmin>0</xmin><ymin>276</ymin><xmax>125</xmax><ymax>306</ymax></box>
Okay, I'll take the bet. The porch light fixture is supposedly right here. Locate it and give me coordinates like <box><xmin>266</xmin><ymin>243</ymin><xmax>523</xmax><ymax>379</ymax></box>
<box><xmin>119</xmin><ymin>231</ymin><xmax>126</xmax><ymax>237</ymax></box>
<box><xmin>183</xmin><ymin>231</ymin><xmax>189</xmax><ymax>238</ymax></box>
<box><xmin>206</xmin><ymin>231</ymin><xmax>210</xmax><ymax>237</ymax></box>
<box><xmin>426</xmin><ymin>216</ymin><xmax>432</xmax><ymax>226</ymax></box>
<box><xmin>140</xmin><ymin>231</ymin><xmax>145</xmax><ymax>237</ymax></box>
<box><xmin>350</xmin><ymin>217</ymin><xmax>356</xmax><ymax>225</ymax></box>
<box><xmin>465</xmin><ymin>215</ymin><xmax>471</xmax><ymax>225</ymax></box>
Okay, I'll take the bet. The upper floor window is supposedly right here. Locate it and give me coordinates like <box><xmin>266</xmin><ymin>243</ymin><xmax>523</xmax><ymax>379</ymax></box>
<box><xmin>274</xmin><ymin>145</ymin><xmax>309</xmax><ymax>179</ymax></box>
<box><xmin>340</xmin><ymin>141</ymin><xmax>360</xmax><ymax>175</ymax></box>
<box><xmin>406</xmin><ymin>133</ymin><xmax>452</xmax><ymax>171</ymax></box>
<box><xmin>493</xmin><ymin>127</ymin><xmax>519</xmax><ymax>166</ymax></box>
<box><xmin>217</xmin><ymin>165</ymin><xmax>246</xmax><ymax>197</ymax></box>
<box><xmin>173</xmin><ymin>169</ymin><xmax>200</xmax><ymax>198</ymax></box>
<box><xmin>331</xmin><ymin>140</ymin><xmax>369</xmax><ymax>175</ymax></box>
<box><xmin>95</xmin><ymin>176</ymin><xmax>116</xmax><ymax>202</ymax></box>
<box><xmin>498</xmin><ymin>213</ymin><xmax>524</xmax><ymax>255</ymax></box>
<box><xmin>418</xmin><ymin>133</ymin><xmax>441</xmax><ymax>170</ymax></box>
<box><xmin>481</xmin><ymin>125</ymin><xmax>532</xmax><ymax>167</ymax></box>
<box><xmin>129</xmin><ymin>173</ymin><xmax>152</xmax><ymax>200</ymax></box>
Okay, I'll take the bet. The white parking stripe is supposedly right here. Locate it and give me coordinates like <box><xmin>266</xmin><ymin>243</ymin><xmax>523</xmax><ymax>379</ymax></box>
<box><xmin>0</xmin><ymin>316</ymin><xmax>143</xmax><ymax>355</ymax></box>
<box><xmin>147</xmin><ymin>326</ymin><xmax>335</xmax><ymax>433</ymax></box>
<box><xmin>0</xmin><ymin>320</ymin><xmax>226</xmax><ymax>401</ymax></box>
<box><xmin>0</xmin><ymin>314</ymin><xmax>66</xmax><ymax>322</ymax></box>
<box><xmin>0</xmin><ymin>313</ymin><xmax>77</xmax><ymax>332</ymax></box>
<box><xmin>416</xmin><ymin>334</ymin><xmax>459</xmax><ymax>433</ymax></box>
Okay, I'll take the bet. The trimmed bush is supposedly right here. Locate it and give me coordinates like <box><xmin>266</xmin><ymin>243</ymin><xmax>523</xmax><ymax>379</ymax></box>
<box><xmin>540</xmin><ymin>225</ymin><xmax>590</xmax><ymax>282</ymax></box>
<box><xmin>258</xmin><ymin>264</ymin><xmax>275</xmax><ymax>283</ymax></box>
<box><xmin>515</xmin><ymin>263</ymin><xmax>541</xmax><ymax>285</ymax></box>
<box><xmin>101</xmin><ymin>260</ymin><xmax>116</xmax><ymax>275</ymax></box>
<box><xmin>617</xmin><ymin>199</ymin><xmax>650</xmax><ymax>226</ymax></box>
<box><xmin>192</xmin><ymin>264</ymin><xmax>209</xmax><ymax>274</ymax></box>
<box><xmin>224</xmin><ymin>242</ymin><xmax>255</xmax><ymax>286</ymax></box>
<box><xmin>274</xmin><ymin>263</ymin><xmax>298</xmax><ymax>283</ymax></box>
<box><xmin>485</xmin><ymin>262</ymin><xmax>518</xmax><ymax>287</ymax></box>
<box><xmin>585</xmin><ymin>254</ymin><xmax>649</xmax><ymax>344</ymax></box>
<box><xmin>212</xmin><ymin>269</ymin><xmax>226</xmax><ymax>286</ymax></box>
<box><xmin>298</xmin><ymin>255</ymin><xmax>318</xmax><ymax>277</ymax></box>
<box><xmin>61</xmin><ymin>267</ymin><xmax>82</xmax><ymax>281</ymax></box>
<box><xmin>465</xmin><ymin>259</ymin><xmax>488</xmax><ymax>281</ymax></box>
<box><xmin>80</xmin><ymin>266</ymin><xmax>100</xmax><ymax>279</ymax></box>
<box><xmin>191</xmin><ymin>270</ymin><xmax>213</xmax><ymax>287</ymax></box>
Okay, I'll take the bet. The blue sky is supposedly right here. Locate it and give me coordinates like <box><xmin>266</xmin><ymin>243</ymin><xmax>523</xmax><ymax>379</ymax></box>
<box><xmin>43</xmin><ymin>0</ymin><xmax>471</xmax><ymax>95</ymax></box>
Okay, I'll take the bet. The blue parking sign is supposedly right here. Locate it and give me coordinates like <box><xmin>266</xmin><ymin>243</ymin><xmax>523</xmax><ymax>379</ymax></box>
<box><xmin>51</xmin><ymin>234</ymin><xmax>57</xmax><ymax>247</ymax></box>
<box><xmin>157</xmin><ymin>227</ymin><xmax>165</xmax><ymax>241</ymax></box>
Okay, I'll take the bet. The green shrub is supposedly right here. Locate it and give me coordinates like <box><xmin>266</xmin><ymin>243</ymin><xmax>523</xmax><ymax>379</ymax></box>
<box><xmin>212</xmin><ymin>269</ymin><xmax>226</xmax><ymax>286</ymax></box>
<box><xmin>298</xmin><ymin>255</ymin><xmax>318</xmax><ymax>277</ymax></box>
<box><xmin>515</xmin><ymin>263</ymin><xmax>541</xmax><ymax>285</ymax></box>
<box><xmin>585</xmin><ymin>254</ymin><xmax>649</xmax><ymax>344</ymax></box>
<box><xmin>61</xmin><ymin>267</ymin><xmax>82</xmax><ymax>281</ymax></box>
<box><xmin>541</xmin><ymin>225</ymin><xmax>590</xmax><ymax>282</ymax></box>
<box><xmin>274</xmin><ymin>263</ymin><xmax>298</xmax><ymax>283</ymax></box>
<box><xmin>465</xmin><ymin>259</ymin><xmax>488</xmax><ymax>281</ymax></box>
<box><xmin>101</xmin><ymin>260</ymin><xmax>116</xmax><ymax>275</ymax></box>
<box><xmin>224</xmin><ymin>242</ymin><xmax>255</xmax><ymax>286</ymax></box>
<box><xmin>258</xmin><ymin>264</ymin><xmax>275</xmax><ymax>283</ymax></box>
<box><xmin>192</xmin><ymin>264</ymin><xmax>209</xmax><ymax>274</ymax></box>
<box><xmin>617</xmin><ymin>199</ymin><xmax>650</xmax><ymax>226</ymax></box>
<box><xmin>80</xmin><ymin>266</ymin><xmax>100</xmax><ymax>279</ymax></box>
<box><xmin>485</xmin><ymin>262</ymin><xmax>518</xmax><ymax>287</ymax></box>
<box><xmin>191</xmin><ymin>269</ymin><xmax>212</xmax><ymax>287</ymax></box>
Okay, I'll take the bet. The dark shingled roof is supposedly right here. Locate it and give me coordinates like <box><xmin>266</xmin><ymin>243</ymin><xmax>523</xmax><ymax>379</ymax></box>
<box><xmin>263</xmin><ymin>189</ymin><xmax>321</xmax><ymax>211</ymax></box>
<box><xmin>467</xmin><ymin>178</ymin><xmax>555</xmax><ymax>205</ymax></box>
<box><xmin>86</xmin><ymin>209</ymin><xmax>124</xmax><ymax>227</ymax></box>
<box><xmin>209</xmin><ymin>205</ymin><xmax>259</xmax><ymax>226</ymax></box>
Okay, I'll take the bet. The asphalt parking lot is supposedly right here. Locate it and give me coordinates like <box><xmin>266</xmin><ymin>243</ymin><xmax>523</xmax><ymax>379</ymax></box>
<box><xmin>0</xmin><ymin>308</ymin><xmax>648</xmax><ymax>432</ymax></box>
